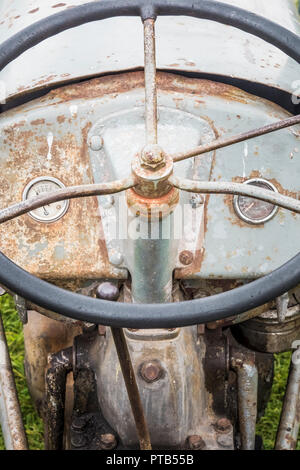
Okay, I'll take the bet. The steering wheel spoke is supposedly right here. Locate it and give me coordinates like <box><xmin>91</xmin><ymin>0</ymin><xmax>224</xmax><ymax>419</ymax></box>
<box><xmin>0</xmin><ymin>176</ymin><xmax>136</xmax><ymax>224</ymax></box>
<box><xmin>169</xmin><ymin>175</ymin><xmax>300</xmax><ymax>214</ymax></box>
<box><xmin>171</xmin><ymin>114</ymin><xmax>300</xmax><ymax>163</ymax></box>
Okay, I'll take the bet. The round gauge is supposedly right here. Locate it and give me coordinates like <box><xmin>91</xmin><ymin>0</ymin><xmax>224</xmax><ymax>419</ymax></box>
<box><xmin>233</xmin><ymin>178</ymin><xmax>278</xmax><ymax>225</ymax></box>
<box><xmin>23</xmin><ymin>176</ymin><xmax>69</xmax><ymax>223</ymax></box>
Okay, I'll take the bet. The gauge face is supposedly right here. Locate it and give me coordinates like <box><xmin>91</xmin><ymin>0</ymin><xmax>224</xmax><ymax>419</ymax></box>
<box><xmin>23</xmin><ymin>177</ymin><xmax>69</xmax><ymax>223</ymax></box>
<box><xmin>234</xmin><ymin>178</ymin><xmax>278</xmax><ymax>225</ymax></box>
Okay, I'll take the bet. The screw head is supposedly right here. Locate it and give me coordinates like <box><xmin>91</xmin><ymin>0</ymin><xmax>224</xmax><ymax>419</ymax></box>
<box><xmin>187</xmin><ymin>435</ymin><xmax>206</xmax><ymax>450</ymax></box>
<box><xmin>216</xmin><ymin>418</ymin><xmax>232</xmax><ymax>434</ymax></box>
<box><xmin>179</xmin><ymin>250</ymin><xmax>194</xmax><ymax>266</ymax></box>
<box><xmin>99</xmin><ymin>433</ymin><xmax>117</xmax><ymax>450</ymax></box>
<box><xmin>88</xmin><ymin>135</ymin><xmax>103</xmax><ymax>151</ymax></box>
<box><xmin>71</xmin><ymin>415</ymin><xmax>88</xmax><ymax>431</ymax></box>
<box><xmin>71</xmin><ymin>432</ymin><xmax>87</xmax><ymax>448</ymax></box>
<box><xmin>109</xmin><ymin>250</ymin><xmax>124</xmax><ymax>266</ymax></box>
<box><xmin>140</xmin><ymin>144</ymin><xmax>165</xmax><ymax>169</ymax></box>
<box><xmin>140</xmin><ymin>360</ymin><xmax>163</xmax><ymax>383</ymax></box>
<box><xmin>96</xmin><ymin>282</ymin><xmax>119</xmax><ymax>301</ymax></box>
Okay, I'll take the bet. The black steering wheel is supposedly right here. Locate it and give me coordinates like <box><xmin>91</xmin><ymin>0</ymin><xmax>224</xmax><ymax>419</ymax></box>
<box><xmin>0</xmin><ymin>0</ymin><xmax>299</xmax><ymax>328</ymax></box>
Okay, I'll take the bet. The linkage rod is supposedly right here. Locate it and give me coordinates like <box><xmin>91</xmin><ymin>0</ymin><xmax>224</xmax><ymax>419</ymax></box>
<box><xmin>171</xmin><ymin>114</ymin><xmax>300</xmax><ymax>163</ymax></box>
<box><xmin>111</xmin><ymin>327</ymin><xmax>152</xmax><ymax>450</ymax></box>
<box><xmin>0</xmin><ymin>176</ymin><xmax>136</xmax><ymax>225</ymax></box>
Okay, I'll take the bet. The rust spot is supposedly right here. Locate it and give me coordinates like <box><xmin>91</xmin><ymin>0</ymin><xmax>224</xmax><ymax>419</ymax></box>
<box><xmin>28</xmin><ymin>8</ymin><xmax>39</xmax><ymax>14</ymax></box>
<box><xmin>52</xmin><ymin>3</ymin><xmax>66</xmax><ymax>7</ymax></box>
<box><xmin>57</xmin><ymin>115</ymin><xmax>66</xmax><ymax>124</ymax></box>
<box><xmin>30</xmin><ymin>118</ymin><xmax>45</xmax><ymax>126</ymax></box>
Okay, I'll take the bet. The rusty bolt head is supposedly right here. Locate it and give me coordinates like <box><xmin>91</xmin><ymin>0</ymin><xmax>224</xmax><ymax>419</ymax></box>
<box><xmin>99</xmin><ymin>433</ymin><xmax>117</xmax><ymax>450</ymax></box>
<box><xmin>140</xmin><ymin>360</ymin><xmax>163</xmax><ymax>383</ymax></box>
<box><xmin>179</xmin><ymin>250</ymin><xmax>194</xmax><ymax>266</ymax></box>
<box><xmin>140</xmin><ymin>144</ymin><xmax>165</xmax><ymax>169</ymax></box>
<box><xmin>216</xmin><ymin>418</ymin><xmax>232</xmax><ymax>434</ymax></box>
<box><xmin>96</xmin><ymin>282</ymin><xmax>119</xmax><ymax>301</ymax></box>
<box><xmin>187</xmin><ymin>435</ymin><xmax>206</xmax><ymax>450</ymax></box>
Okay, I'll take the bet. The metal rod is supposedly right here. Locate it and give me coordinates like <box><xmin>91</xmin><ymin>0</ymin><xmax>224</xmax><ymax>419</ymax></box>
<box><xmin>275</xmin><ymin>347</ymin><xmax>300</xmax><ymax>450</ymax></box>
<box><xmin>0</xmin><ymin>313</ymin><xmax>28</xmax><ymax>450</ymax></box>
<box><xmin>144</xmin><ymin>18</ymin><xmax>158</xmax><ymax>145</ymax></box>
<box><xmin>169</xmin><ymin>175</ymin><xmax>300</xmax><ymax>214</ymax></box>
<box><xmin>171</xmin><ymin>114</ymin><xmax>300</xmax><ymax>163</ymax></box>
<box><xmin>231</xmin><ymin>355</ymin><xmax>258</xmax><ymax>450</ymax></box>
<box><xmin>45</xmin><ymin>347</ymin><xmax>73</xmax><ymax>450</ymax></box>
<box><xmin>0</xmin><ymin>176</ymin><xmax>136</xmax><ymax>225</ymax></box>
<box><xmin>111</xmin><ymin>327</ymin><xmax>152</xmax><ymax>450</ymax></box>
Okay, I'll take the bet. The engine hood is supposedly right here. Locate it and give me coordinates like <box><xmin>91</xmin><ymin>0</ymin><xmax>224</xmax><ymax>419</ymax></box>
<box><xmin>0</xmin><ymin>0</ymin><xmax>299</xmax><ymax>101</ymax></box>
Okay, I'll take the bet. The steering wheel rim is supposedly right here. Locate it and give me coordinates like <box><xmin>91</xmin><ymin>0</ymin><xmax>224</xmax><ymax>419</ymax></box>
<box><xmin>0</xmin><ymin>0</ymin><xmax>299</xmax><ymax>328</ymax></box>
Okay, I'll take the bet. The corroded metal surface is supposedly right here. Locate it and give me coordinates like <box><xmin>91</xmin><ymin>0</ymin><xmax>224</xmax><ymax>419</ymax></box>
<box><xmin>23</xmin><ymin>310</ymin><xmax>82</xmax><ymax>412</ymax></box>
<box><xmin>143</xmin><ymin>18</ymin><xmax>158</xmax><ymax>147</ymax></box>
<box><xmin>231</xmin><ymin>350</ymin><xmax>258</xmax><ymax>450</ymax></box>
<box><xmin>0</xmin><ymin>71</ymin><xmax>299</xmax><ymax>283</ymax></box>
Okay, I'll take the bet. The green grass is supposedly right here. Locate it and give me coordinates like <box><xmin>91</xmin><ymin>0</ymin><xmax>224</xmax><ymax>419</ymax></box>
<box><xmin>0</xmin><ymin>294</ymin><xmax>299</xmax><ymax>450</ymax></box>
<box><xmin>0</xmin><ymin>295</ymin><xmax>44</xmax><ymax>450</ymax></box>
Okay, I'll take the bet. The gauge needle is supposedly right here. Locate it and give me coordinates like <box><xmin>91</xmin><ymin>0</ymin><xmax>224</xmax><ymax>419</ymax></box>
<box><xmin>244</xmin><ymin>202</ymin><xmax>255</xmax><ymax>213</ymax></box>
<box><xmin>43</xmin><ymin>206</ymin><xmax>49</xmax><ymax>216</ymax></box>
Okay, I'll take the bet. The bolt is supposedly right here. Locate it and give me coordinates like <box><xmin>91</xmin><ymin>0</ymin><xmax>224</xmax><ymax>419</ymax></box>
<box><xmin>187</xmin><ymin>435</ymin><xmax>206</xmax><ymax>450</ymax></box>
<box><xmin>99</xmin><ymin>433</ymin><xmax>117</xmax><ymax>450</ymax></box>
<box><xmin>109</xmin><ymin>250</ymin><xmax>124</xmax><ymax>266</ymax></box>
<box><xmin>140</xmin><ymin>360</ymin><xmax>163</xmax><ymax>383</ymax></box>
<box><xmin>140</xmin><ymin>144</ymin><xmax>165</xmax><ymax>169</ymax></box>
<box><xmin>71</xmin><ymin>415</ymin><xmax>88</xmax><ymax>431</ymax></box>
<box><xmin>179</xmin><ymin>250</ymin><xmax>194</xmax><ymax>266</ymax></box>
<box><xmin>96</xmin><ymin>282</ymin><xmax>120</xmax><ymax>301</ymax></box>
<box><xmin>71</xmin><ymin>432</ymin><xmax>87</xmax><ymax>449</ymax></box>
<box><xmin>88</xmin><ymin>135</ymin><xmax>103</xmax><ymax>151</ymax></box>
<box><xmin>216</xmin><ymin>418</ymin><xmax>232</xmax><ymax>434</ymax></box>
<box><xmin>217</xmin><ymin>433</ymin><xmax>232</xmax><ymax>449</ymax></box>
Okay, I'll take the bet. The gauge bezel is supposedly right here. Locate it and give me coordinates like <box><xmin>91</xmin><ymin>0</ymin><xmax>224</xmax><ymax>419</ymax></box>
<box><xmin>233</xmin><ymin>178</ymin><xmax>279</xmax><ymax>225</ymax></box>
<box><xmin>22</xmin><ymin>176</ymin><xmax>69</xmax><ymax>223</ymax></box>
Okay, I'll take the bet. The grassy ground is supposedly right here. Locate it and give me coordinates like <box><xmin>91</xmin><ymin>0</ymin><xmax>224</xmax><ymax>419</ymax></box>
<box><xmin>0</xmin><ymin>294</ymin><xmax>299</xmax><ymax>450</ymax></box>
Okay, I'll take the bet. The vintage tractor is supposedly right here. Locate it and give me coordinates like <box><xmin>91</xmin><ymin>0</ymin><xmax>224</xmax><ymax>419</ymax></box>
<box><xmin>0</xmin><ymin>0</ymin><xmax>299</xmax><ymax>451</ymax></box>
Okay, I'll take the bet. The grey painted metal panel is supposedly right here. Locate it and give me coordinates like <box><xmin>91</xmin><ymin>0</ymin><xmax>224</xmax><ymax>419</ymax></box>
<box><xmin>0</xmin><ymin>0</ymin><xmax>299</xmax><ymax>101</ymax></box>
